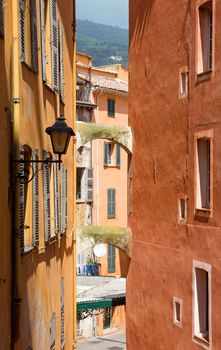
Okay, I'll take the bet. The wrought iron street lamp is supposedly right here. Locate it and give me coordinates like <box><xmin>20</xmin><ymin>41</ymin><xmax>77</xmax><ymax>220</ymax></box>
<box><xmin>13</xmin><ymin>115</ymin><xmax>75</xmax><ymax>182</ymax></box>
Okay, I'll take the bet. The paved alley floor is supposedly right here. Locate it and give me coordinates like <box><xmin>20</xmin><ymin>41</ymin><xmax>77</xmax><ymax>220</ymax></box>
<box><xmin>77</xmin><ymin>330</ymin><xmax>126</xmax><ymax>350</ymax></box>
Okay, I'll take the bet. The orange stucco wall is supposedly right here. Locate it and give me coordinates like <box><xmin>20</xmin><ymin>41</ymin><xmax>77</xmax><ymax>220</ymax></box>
<box><xmin>128</xmin><ymin>1</ymin><xmax>221</xmax><ymax>349</ymax></box>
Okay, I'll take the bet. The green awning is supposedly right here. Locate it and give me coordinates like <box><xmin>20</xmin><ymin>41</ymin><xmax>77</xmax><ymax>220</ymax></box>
<box><xmin>77</xmin><ymin>296</ymin><xmax>126</xmax><ymax>312</ymax></box>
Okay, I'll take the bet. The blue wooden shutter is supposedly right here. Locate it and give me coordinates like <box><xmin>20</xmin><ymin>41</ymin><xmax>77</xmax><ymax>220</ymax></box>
<box><xmin>59</xmin><ymin>20</ymin><xmax>64</xmax><ymax>101</ymax></box>
<box><xmin>53</xmin><ymin>158</ymin><xmax>59</xmax><ymax>234</ymax></box>
<box><xmin>40</xmin><ymin>0</ymin><xmax>47</xmax><ymax>81</ymax></box>
<box><xmin>50</xmin><ymin>0</ymin><xmax>59</xmax><ymax>91</ymax></box>
<box><xmin>43</xmin><ymin>151</ymin><xmax>51</xmax><ymax>241</ymax></box>
<box><xmin>108</xmin><ymin>244</ymin><xmax>116</xmax><ymax>273</ymax></box>
<box><xmin>116</xmin><ymin>144</ymin><xmax>121</xmax><ymax>167</ymax></box>
<box><xmin>19</xmin><ymin>149</ymin><xmax>25</xmax><ymax>254</ymax></box>
<box><xmin>60</xmin><ymin>277</ymin><xmax>65</xmax><ymax>348</ymax></box>
<box><xmin>0</xmin><ymin>0</ymin><xmax>4</xmax><ymax>37</ymax></box>
<box><xmin>32</xmin><ymin>150</ymin><xmax>39</xmax><ymax>246</ymax></box>
<box><xmin>87</xmin><ymin>168</ymin><xmax>93</xmax><ymax>202</ymax></box>
<box><xmin>19</xmin><ymin>0</ymin><xmax>25</xmax><ymax>61</ymax></box>
<box><xmin>104</xmin><ymin>142</ymin><xmax>108</xmax><ymax>166</ymax></box>
<box><xmin>30</xmin><ymin>0</ymin><xmax>38</xmax><ymax>72</ymax></box>
<box><xmin>50</xmin><ymin>313</ymin><xmax>56</xmax><ymax>350</ymax></box>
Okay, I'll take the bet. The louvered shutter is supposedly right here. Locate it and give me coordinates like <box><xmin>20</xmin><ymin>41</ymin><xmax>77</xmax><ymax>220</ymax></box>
<box><xmin>104</xmin><ymin>142</ymin><xmax>108</xmax><ymax>166</ymax></box>
<box><xmin>107</xmin><ymin>189</ymin><xmax>116</xmax><ymax>219</ymax></box>
<box><xmin>0</xmin><ymin>0</ymin><xmax>4</xmax><ymax>37</ymax></box>
<box><xmin>53</xmin><ymin>159</ymin><xmax>59</xmax><ymax>234</ymax></box>
<box><xmin>50</xmin><ymin>0</ymin><xmax>59</xmax><ymax>91</ymax></box>
<box><xmin>108</xmin><ymin>244</ymin><xmax>116</xmax><ymax>273</ymax></box>
<box><xmin>50</xmin><ymin>313</ymin><xmax>56</xmax><ymax>350</ymax></box>
<box><xmin>64</xmin><ymin>168</ymin><xmax>67</xmax><ymax>230</ymax></box>
<box><xmin>59</xmin><ymin>20</ymin><xmax>64</xmax><ymax>100</ymax></box>
<box><xmin>32</xmin><ymin>150</ymin><xmax>39</xmax><ymax>246</ymax></box>
<box><xmin>116</xmin><ymin>144</ymin><xmax>121</xmax><ymax>167</ymax></box>
<box><xmin>43</xmin><ymin>152</ymin><xmax>51</xmax><ymax>241</ymax></box>
<box><xmin>60</xmin><ymin>166</ymin><xmax>67</xmax><ymax>233</ymax></box>
<box><xmin>19</xmin><ymin>149</ymin><xmax>25</xmax><ymax>254</ymax></box>
<box><xmin>19</xmin><ymin>0</ymin><xmax>25</xmax><ymax>61</ymax></box>
<box><xmin>87</xmin><ymin>168</ymin><xmax>93</xmax><ymax>202</ymax></box>
<box><xmin>60</xmin><ymin>277</ymin><xmax>65</xmax><ymax>347</ymax></box>
<box><xmin>30</xmin><ymin>0</ymin><xmax>38</xmax><ymax>72</ymax></box>
<box><xmin>40</xmin><ymin>0</ymin><xmax>46</xmax><ymax>81</ymax></box>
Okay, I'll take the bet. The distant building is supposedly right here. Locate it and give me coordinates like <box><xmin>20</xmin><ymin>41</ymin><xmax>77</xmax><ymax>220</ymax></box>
<box><xmin>128</xmin><ymin>1</ymin><xmax>221</xmax><ymax>349</ymax></box>
<box><xmin>76</xmin><ymin>52</ymin><xmax>130</xmax><ymax>338</ymax></box>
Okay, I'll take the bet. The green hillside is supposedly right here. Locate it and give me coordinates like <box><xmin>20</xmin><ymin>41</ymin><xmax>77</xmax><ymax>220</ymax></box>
<box><xmin>76</xmin><ymin>20</ymin><xmax>128</xmax><ymax>67</ymax></box>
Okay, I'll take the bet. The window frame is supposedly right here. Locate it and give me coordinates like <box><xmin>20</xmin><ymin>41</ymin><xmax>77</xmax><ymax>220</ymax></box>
<box><xmin>173</xmin><ymin>297</ymin><xmax>182</xmax><ymax>328</ymax></box>
<box><xmin>107</xmin><ymin>98</ymin><xmax>115</xmax><ymax>117</ymax></box>
<box><xmin>192</xmin><ymin>260</ymin><xmax>212</xmax><ymax>349</ymax></box>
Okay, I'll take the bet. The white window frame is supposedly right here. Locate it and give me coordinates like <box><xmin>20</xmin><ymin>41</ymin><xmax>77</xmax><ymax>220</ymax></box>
<box><xmin>179</xmin><ymin>68</ymin><xmax>188</xmax><ymax>98</ymax></box>
<box><xmin>173</xmin><ymin>297</ymin><xmax>182</xmax><ymax>328</ymax></box>
<box><xmin>178</xmin><ymin>198</ymin><xmax>187</xmax><ymax>223</ymax></box>
<box><xmin>192</xmin><ymin>260</ymin><xmax>212</xmax><ymax>349</ymax></box>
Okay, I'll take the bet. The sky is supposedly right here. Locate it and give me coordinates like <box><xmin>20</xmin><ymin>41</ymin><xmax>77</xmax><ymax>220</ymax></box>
<box><xmin>76</xmin><ymin>0</ymin><xmax>128</xmax><ymax>29</ymax></box>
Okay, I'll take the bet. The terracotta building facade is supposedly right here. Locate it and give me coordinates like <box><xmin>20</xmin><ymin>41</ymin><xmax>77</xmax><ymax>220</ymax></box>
<box><xmin>128</xmin><ymin>0</ymin><xmax>221</xmax><ymax>349</ymax></box>
<box><xmin>0</xmin><ymin>1</ymin><xmax>76</xmax><ymax>349</ymax></box>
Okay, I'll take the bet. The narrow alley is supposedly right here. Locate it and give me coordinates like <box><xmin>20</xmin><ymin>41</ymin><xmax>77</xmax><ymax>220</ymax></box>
<box><xmin>78</xmin><ymin>331</ymin><xmax>126</xmax><ymax>350</ymax></box>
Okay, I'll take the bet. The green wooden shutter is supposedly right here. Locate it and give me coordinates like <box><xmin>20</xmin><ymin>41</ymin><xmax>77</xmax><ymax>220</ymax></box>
<box><xmin>59</xmin><ymin>20</ymin><xmax>64</xmax><ymax>101</ymax></box>
<box><xmin>19</xmin><ymin>0</ymin><xmax>25</xmax><ymax>61</ymax></box>
<box><xmin>0</xmin><ymin>0</ymin><xmax>4</xmax><ymax>37</ymax></box>
<box><xmin>87</xmin><ymin>168</ymin><xmax>93</xmax><ymax>202</ymax></box>
<box><xmin>19</xmin><ymin>149</ymin><xmax>25</xmax><ymax>254</ymax></box>
<box><xmin>108</xmin><ymin>99</ymin><xmax>115</xmax><ymax>117</ymax></box>
<box><xmin>50</xmin><ymin>313</ymin><xmax>56</xmax><ymax>350</ymax></box>
<box><xmin>30</xmin><ymin>0</ymin><xmax>38</xmax><ymax>72</ymax></box>
<box><xmin>43</xmin><ymin>151</ymin><xmax>51</xmax><ymax>241</ymax></box>
<box><xmin>108</xmin><ymin>244</ymin><xmax>116</xmax><ymax>273</ymax></box>
<box><xmin>32</xmin><ymin>150</ymin><xmax>39</xmax><ymax>246</ymax></box>
<box><xmin>116</xmin><ymin>144</ymin><xmax>121</xmax><ymax>167</ymax></box>
<box><xmin>60</xmin><ymin>277</ymin><xmax>65</xmax><ymax>348</ymax></box>
<box><xmin>107</xmin><ymin>188</ymin><xmax>116</xmax><ymax>219</ymax></box>
<box><xmin>53</xmin><ymin>159</ymin><xmax>59</xmax><ymax>234</ymax></box>
<box><xmin>40</xmin><ymin>0</ymin><xmax>47</xmax><ymax>81</ymax></box>
<box><xmin>104</xmin><ymin>142</ymin><xmax>108</xmax><ymax>166</ymax></box>
<box><xmin>50</xmin><ymin>0</ymin><xmax>59</xmax><ymax>91</ymax></box>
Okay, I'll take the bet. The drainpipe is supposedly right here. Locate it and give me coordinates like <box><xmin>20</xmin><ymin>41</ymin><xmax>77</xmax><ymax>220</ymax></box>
<box><xmin>73</xmin><ymin>0</ymin><xmax>77</xmax><ymax>349</ymax></box>
<box><xmin>11</xmin><ymin>1</ymin><xmax>22</xmax><ymax>347</ymax></box>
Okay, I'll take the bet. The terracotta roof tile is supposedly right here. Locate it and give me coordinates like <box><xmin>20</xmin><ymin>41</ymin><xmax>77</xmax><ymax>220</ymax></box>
<box><xmin>78</xmin><ymin>73</ymin><xmax>128</xmax><ymax>93</ymax></box>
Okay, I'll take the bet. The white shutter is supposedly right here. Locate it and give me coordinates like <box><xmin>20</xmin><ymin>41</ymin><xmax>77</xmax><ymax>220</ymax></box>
<box><xmin>30</xmin><ymin>0</ymin><xmax>38</xmax><ymax>73</ymax></box>
<box><xmin>59</xmin><ymin>20</ymin><xmax>64</xmax><ymax>101</ymax></box>
<box><xmin>32</xmin><ymin>150</ymin><xmax>39</xmax><ymax>246</ymax></box>
<box><xmin>40</xmin><ymin>0</ymin><xmax>47</xmax><ymax>81</ymax></box>
<box><xmin>43</xmin><ymin>151</ymin><xmax>51</xmax><ymax>241</ymax></box>
<box><xmin>60</xmin><ymin>166</ymin><xmax>67</xmax><ymax>233</ymax></box>
<box><xmin>19</xmin><ymin>0</ymin><xmax>25</xmax><ymax>61</ymax></box>
<box><xmin>50</xmin><ymin>0</ymin><xmax>59</xmax><ymax>91</ymax></box>
<box><xmin>53</xmin><ymin>158</ymin><xmax>59</xmax><ymax>234</ymax></box>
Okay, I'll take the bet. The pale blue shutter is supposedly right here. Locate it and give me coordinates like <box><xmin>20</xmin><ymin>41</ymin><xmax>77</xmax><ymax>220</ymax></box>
<box><xmin>104</xmin><ymin>142</ymin><xmax>108</xmax><ymax>166</ymax></box>
<box><xmin>0</xmin><ymin>0</ymin><xmax>4</xmax><ymax>37</ymax></box>
<box><xmin>60</xmin><ymin>277</ymin><xmax>65</xmax><ymax>348</ymax></box>
<box><xmin>50</xmin><ymin>0</ymin><xmax>59</xmax><ymax>91</ymax></box>
<box><xmin>59</xmin><ymin>20</ymin><xmax>64</xmax><ymax>101</ymax></box>
<box><xmin>19</xmin><ymin>0</ymin><xmax>25</xmax><ymax>61</ymax></box>
<box><xmin>87</xmin><ymin>168</ymin><xmax>93</xmax><ymax>202</ymax></box>
<box><xmin>116</xmin><ymin>144</ymin><xmax>121</xmax><ymax>167</ymax></box>
<box><xmin>40</xmin><ymin>0</ymin><xmax>47</xmax><ymax>81</ymax></box>
<box><xmin>30</xmin><ymin>0</ymin><xmax>38</xmax><ymax>72</ymax></box>
<box><xmin>50</xmin><ymin>313</ymin><xmax>56</xmax><ymax>350</ymax></box>
<box><xmin>32</xmin><ymin>150</ymin><xmax>39</xmax><ymax>246</ymax></box>
<box><xmin>53</xmin><ymin>159</ymin><xmax>59</xmax><ymax>234</ymax></box>
<box><xmin>43</xmin><ymin>151</ymin><xmax>51</xmax><ymax>241</ymax></box>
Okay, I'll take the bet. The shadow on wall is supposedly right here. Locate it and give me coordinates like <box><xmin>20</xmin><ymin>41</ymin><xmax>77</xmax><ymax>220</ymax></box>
<box><xmin>129</xmin><ymin>0</ymin><xmax>155</xmax><ymax>48</ymax></box>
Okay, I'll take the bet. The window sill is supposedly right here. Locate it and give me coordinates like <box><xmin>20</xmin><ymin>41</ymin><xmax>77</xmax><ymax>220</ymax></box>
<box><xmin>21</xmin><ymin>245</ymin><xmax>38</xmax><ymax>258</ymax></box>
<box><xmin>196</xmin><ymin>70</ymin><xmax>212</xmax><ymax>84</ymax></box>
<box><xmin>104</xmin><ymin>165</ymin><xmax>120</xmax><ymax>168</ymax></box>
<box><xmin>193</xmin><ymin>334</ymin><xmax>209</xmax><ymax>347</ymax></box>
<box><xmin>21</xmin><ymin>60</ymin><xmax>38</xmax><ymax>75</ymax></box>
<box><xmin>195</xmin><ymin>208</ymin><xmax>211</xmax><ymax>218</ymax></box>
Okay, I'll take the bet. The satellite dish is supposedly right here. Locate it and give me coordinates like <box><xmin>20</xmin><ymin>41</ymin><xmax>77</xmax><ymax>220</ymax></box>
<box><xmin>93</xmin><ymin>244</ymin><xmax>107</xmax><ymax>258</ymax></box>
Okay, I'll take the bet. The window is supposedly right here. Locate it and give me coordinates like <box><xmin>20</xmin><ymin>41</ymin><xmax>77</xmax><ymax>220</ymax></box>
<box><xmin>60</xmin><ymin>278</ymin><xmax>65</xmax><ymax>348</ymax></box>
<box><xmin>197</xmin><ymin>1</ymin><xmax>213</xmax><ymax>74</ymax></box>
<box><xmin>103</xmin><ymin>307</ymin><xmax>112</xmax><ymax>329</ymax></box>
<box><xmin>104</xmin><ymin>142</ymin><xmax>121</xmax><ymax>167</ymax></box>
<box><xmin>43</xmin><ymin>151</ymin><xmax>51</xmax><ymax>241</ymax></box>
<box><xmin>77</xmin><ymin>168</ymin><xmax>84</xmax><ymax>200</ymax></box>
<box><xmin>0</xmin><ymin>0</ymin><xmax>4</xmax><ymax>38</ymax></box>
<box><xmin>19</xmin><ymin>0</ymin><xmax>38</xmax><ymax>72</ymax></box>
<box><xmin>108</xmin><ymin>99</ymin><xmax>115</xmax><ymax>117</ymax></box>
<box><xmin>173</xmin><ymin>297</ymin><xmax>182</xmax><ymax>327</ymax></box>
<box><xmin>196</xmin><ymin>138</ymin><xmax>211</xmax><ymax>210</ymax></box>
<box><xmin>193</xmin><ymin>261</ymin><xmax>211</xmax><ymax>346</ymax></box>
<box><xmin>108</xmin><ymin>244</ymin><xmax>116</xmax><ymax>273</ymax></box>
<box><xmin>179</xmin><ymin>198</ymin><xmax>186</xmax><ymax>222</ymax></box>
<box><xmin>179</xmin><ymin>70</ymin><xmax>188</xmax><ymax>98</ymax></box>
<box><xmin>107</xmin><ymin>188</ymin><xmax>116</xmax><ymax>219</ymax></box>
